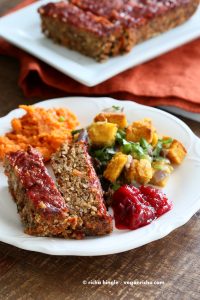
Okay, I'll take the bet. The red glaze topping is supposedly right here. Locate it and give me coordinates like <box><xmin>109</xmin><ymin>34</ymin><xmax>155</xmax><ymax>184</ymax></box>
<box><xmin>7</xmin><ymin>146</ymin><xmax>68</xmax><ymax>215</ymax></box>
<box><xmin>38</xmin><ymin>2</ymin><xmax>120</xmax><ymax>37</ymax></box>
<box><xmin>71</xmin><ymin>0</ymin><xmax>127</xmax><ymax>17</ymax></box>
<box><xmin>39</xmin><ymin>0</ymin><xmax>191</xmax><ymax>33</ymax></box>
<box><xmin>121</xmin><ymin>0</ymin><xmax>190</xmax><ymax>19</ymax></box>
<box><xmin>69</xmin><ymin>0</ymin><xmax>191</xmax><ymax>27</ymax></box>
<box><xmin>112</xmin><ymin>184</ymin><xmax>172</xmax><ymax>230</ymax></box>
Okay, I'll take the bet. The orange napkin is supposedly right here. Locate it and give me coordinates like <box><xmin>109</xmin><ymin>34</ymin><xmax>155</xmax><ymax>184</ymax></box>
<box><xmin>1</xmin><ymin>0</ymin><xmax>200</xmax><ymax>112</ymax></box>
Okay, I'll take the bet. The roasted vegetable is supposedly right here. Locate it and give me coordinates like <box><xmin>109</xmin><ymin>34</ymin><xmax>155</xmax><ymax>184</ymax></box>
<box><xmin>126</xmin><ymin>118</ymin><xmax>154</xmax><ymax>143</ymax></box>
<box><xmin>150</xmin><ymin>161</ymin><xmax>173</xmax><ymax>187</ymax></box>
<box><xmin>125</xmin><ymin>158</ymin><xmax>153</xmax><ymax>184</ymax></box>
<box><xmin>94</xmin><ymin>112</ymin><xmax>128</xmax><ymax>128</ymax></box>
<box><xmin>87</xmin><ymin>113</ymin><xmax>187</xmax><ymax>189</ymax></box>
<box><xmin>88</xmin><ymin>122</ymin><xmax>118</xmax><ymax>147</ymax></box>
<box><xmin>152</xmin><ymin>137</ymin><xmax>173</xmax><ymax>158</ymax></box>
<box><xmin>103</xmin><ymin>152</ymin><xmax>128</xmax><ymax>183</ymax></box>
<box><xmin>166</xmin><ymin>140</ymin><xmax>187</xmax><ymax>164</ymax></box>
<box><xmin>116</xmin><ymin>131</ymin><xmax>151</xmax><ymax>160</ymax></box>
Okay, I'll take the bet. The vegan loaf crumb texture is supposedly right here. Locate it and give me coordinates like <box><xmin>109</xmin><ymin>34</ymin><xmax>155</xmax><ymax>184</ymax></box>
<box><xmin>51</xmin><ymin>140</ymin><xmax>113</xmax><ymax>236</ymax></box>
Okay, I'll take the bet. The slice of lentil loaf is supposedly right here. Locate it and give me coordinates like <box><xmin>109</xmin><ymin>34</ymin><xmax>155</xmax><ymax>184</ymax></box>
<box><xmin>4</xmin><ymin>146</ymin><xmax>82</xmax><ymax>238</ymax></box>
<box><xmin>126</xmin><ymin>0</ymin><xmax>200</xmax><ymax>44</ymax></box>
<box><xmin>38</xmin><ymin>1</ymin><xmax>122</xmax><ymax>61</ymax></box>
<box><xmin>51</xmin><ymin>139</ymin><xmax>113</xmax><ymax>236</ymax></box>
<box><xmin>70</xmin><ymin>0</ymin><xmax>139</xmax><ymax>53</ymax></box>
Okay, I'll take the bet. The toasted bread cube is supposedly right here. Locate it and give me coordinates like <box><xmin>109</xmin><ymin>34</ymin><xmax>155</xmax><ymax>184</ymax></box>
<box><xmin>88</xmin><ymin>122</ymin><xmax>118</xmax><ymax>147</ymax></box>
<box><xmin>150</xmin><ymin>162</ymin><xmax>173</xmax><ymax>187</ymax></box>
<box><xmin>103</xmin><ymin>152</ymin><xmax>128</xmax><ymax>183</ymax></box>
<box><xmin>125</xmin><ymin>159</ymin><xmax>153</xmax><ymax>184</ymax></box>
<box><xmin>94</xmin><ymin>112</ymin><xmax>128</xmax><ymax>128</ymax></box>
<box><xmin>166</xmin><ymin>140</ymin><xmax>187</xmax><ymax>164</ymax></box>
<box><xmin>126</xmin><ymin>118</ymin><xmax>154</xmax><ymax>143</ymax></box>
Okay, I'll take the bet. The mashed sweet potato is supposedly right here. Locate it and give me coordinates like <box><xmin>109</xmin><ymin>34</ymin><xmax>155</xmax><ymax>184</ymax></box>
<box><xmin>0</xmin><ymin>105</ymin><xmax>79</xmax><ymax>161</ymax></box>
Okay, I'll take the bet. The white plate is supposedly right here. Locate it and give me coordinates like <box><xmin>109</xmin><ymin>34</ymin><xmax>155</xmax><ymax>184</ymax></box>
<box><xmin>160</xmin><ymin>106</ymin><xmax>200</xmax><ymax>122</ymax></box>
<box><xmin>0</xmin><ymin>97</ymin><xmax>200</xmax><ymax>256</ymax></box>
<box><xmin>0</xmin><ymin>0</ymin><xmax>200</xmax><ymax>87</ymax></box>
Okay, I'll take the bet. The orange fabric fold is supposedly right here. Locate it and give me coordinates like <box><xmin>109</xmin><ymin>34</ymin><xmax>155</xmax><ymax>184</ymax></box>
<box><xmin>1</xmin><ymin>0</ymin><xmax>200</xmax><ymax>112</ymax></box>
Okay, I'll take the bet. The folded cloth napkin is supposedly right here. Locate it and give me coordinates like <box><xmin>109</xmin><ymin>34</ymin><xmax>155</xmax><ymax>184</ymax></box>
<box><xmin>1</xmin><ymin>0</ymin><xmax>200</xmax><ymax>112</ymax></box>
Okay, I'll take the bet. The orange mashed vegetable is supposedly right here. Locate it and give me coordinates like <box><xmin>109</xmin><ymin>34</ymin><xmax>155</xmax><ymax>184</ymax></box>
<box><xmin>0</xmin><ymin>105</ymin><xmax>79</xmax><ymax>161</ymax></box>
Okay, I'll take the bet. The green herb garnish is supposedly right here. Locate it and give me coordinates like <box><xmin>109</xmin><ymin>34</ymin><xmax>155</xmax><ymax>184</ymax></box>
<box><xmin>152</xmin><ymin>138</ymin><xmax>173</xmax><ymax>158</ymax></box>
<box><xmin>140</xmin><ymin>138</ymin><xmax>153</xmax><ymax>154</ymax></box>
<box><xmin>116</xmin><ymin>130</ymin><xmax>148</xmax><ymax>159</ymax></box>
<box><xmin>130</xmin><ymin>142</ymin><xmax>146</xmax><ymax>159</ymax></box>
<box><xmin>112</xmin><ymin>105</ymin><xmax>122</xmax><ymax>111</ymax></box>
<box><xmin>161</xmin><ymin>138</ymin><xmax>173</xmax><ymax>145</ymax></box>
<box><xmin>121</xmin><ymin>140</ymin><xmax>147</xmax><ymax>159</ymax></box>
<box><xmin>71</xmin><ymin>129</ymin><xmax>83</xmax><ymax>135</ymax></box>
<box><xmin>161</xmin><ymin>138</ymin><xmax>173</xmax><ymax>149</ymax></box>
<box><xmin>121</xmin><ymin>140</ymin><xmax>132</xmax><ymax>154</ymax></box>
<box><xmin>153</xmin><ymin>165</ymin><xmax>165</xmax><ymax>171</ymax></box>
<box><xmin>116</xmin><ymin>129</ymin><xmax>126</xmax><ymax>145</ymax></box>
<box><xmin>111</xmin><ymin>182</ymin><xmax>121</xmax><ymax>191</ymax></box>
<box><xmin>152</xmin><ymin>140</ymin><xmax>163</xmax><ymax>157</ymax></box>
<box><xmin>153</xmin><ymin>157</ymin><xmax>170</xmax><ymax>163</ymax></box>
<box><xmin>92</xmin><ymin>147</ymin><xmax>116</xmax><ymax>163</ymax></box>
<box><xmin>58</xmin><ymin>116</ymin><xmax>65</xmax><ymax>122</ymax></box>
<box><xmin>140</xmin><ymin>138</ymin><xmax>149</xmax><ymax>149</ymax></box>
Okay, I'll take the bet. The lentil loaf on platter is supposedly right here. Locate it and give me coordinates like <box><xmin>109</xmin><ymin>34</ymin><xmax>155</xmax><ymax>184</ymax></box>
<box><xmin>38</xmin><ymin>0</ymin><xmax>200</xmax><ymax>61</ymax></box>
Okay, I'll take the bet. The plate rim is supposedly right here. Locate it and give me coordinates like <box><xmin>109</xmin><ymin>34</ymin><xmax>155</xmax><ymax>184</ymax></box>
<box><xmin>0</xmin><ymin>96</ymin><xmax>200</xmax><ymax>256</ymax></box>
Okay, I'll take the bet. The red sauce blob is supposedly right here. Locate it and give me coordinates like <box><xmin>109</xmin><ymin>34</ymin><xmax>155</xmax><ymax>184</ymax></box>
<box><xmin>112</xmin><ymin>185</ymin><xmax>172</xmax><ymax>230</ymax></box>
<box><xmin>8</xmin><ymin>147</ymin><xmax>67</xmax><ymax>215</ymax></box>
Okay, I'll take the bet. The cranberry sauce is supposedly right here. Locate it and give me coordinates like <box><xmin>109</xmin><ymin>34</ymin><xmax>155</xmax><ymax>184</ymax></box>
<box><xmin>112</xmin><ymin>184</ymin><xmax>172</xmax><ymax>230</ymax></box>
